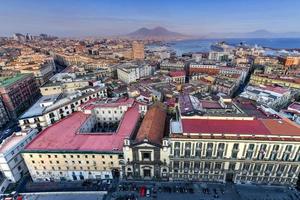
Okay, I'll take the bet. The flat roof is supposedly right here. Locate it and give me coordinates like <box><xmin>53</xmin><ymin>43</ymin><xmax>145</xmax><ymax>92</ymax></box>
<box><xmin>181</xmin><ymin>118</ymin><xmax>270</xmax><ymax>135</ymax></box>
<box><xmin>0</xmin><ymin>131</ymin><xmax>32</xmax><ymax>153</ymax></box>
<box><xmin>178</xmin><ymin>118</ymin><xmax>300</xmax><ymax>138</ymax></box>
<box><xmin>25</xmin><ymin>103</ymin><xmax>140</xmax><ymax>152</ymax></box>
<box><xmin>19</xmin><ymin>94</ymin><xmax>61</xmax><ymax>119</ymax></box>
<box><xmin>0</xmin><ymin>73</ymin><xmax>30</xmax><ymax>87</ymax></box>
<box><xmin>288</xmin><ymin>102</ymin><xmax>300</xmax><ymax>111</ymax></box>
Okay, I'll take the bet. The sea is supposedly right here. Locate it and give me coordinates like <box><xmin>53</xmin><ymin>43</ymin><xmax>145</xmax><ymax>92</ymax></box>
<box><xmin>164</xmin><ymin>38</ymin><xmax>300</xmax><ymax>56</ymax></box>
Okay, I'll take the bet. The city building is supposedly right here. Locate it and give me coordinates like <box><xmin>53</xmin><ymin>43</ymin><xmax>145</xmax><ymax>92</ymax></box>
<box><xmin>0</xmin><ymin>98</ymin><xmax>9</xmax><ymax>129</ymax></box>
<box><xmin>160</xmin><ymin>61</ymin><xmax>185</xmax><ymax>71</ymax></box>
<box><xmin>0</xmin><ymin>129</ymin><xmax>38</xmax><ymax>183</ymax></box>
<box><xmin>132</xmin><ymin>41</ymin><xmax>145</xmax><ymax>60</ymax></box>
<box><xmin>278</xmin><ymin>56</ymin><xmax>300</xmax><ymax>67</ymax></box>
<box><xmin>22</xmin><ymin>98</ymin><xmax>147</xmax><ymax>182</ymax></box>
<box><xmin>117</xmin><ymin>62</ymin><xmax>154</xmax><ymax>84</ymax></box>
<box><xmin>250</xmin><ymin>74</ymin><xmax>300</xmax><ymax>89</ymax></box>
<box><xmin>123</xmin><ymin>103</ymin><xmax>170</xmax><ymax>179</ymax></box>
<box><xmin>240</xmin><ymin>85</ymin><xmax>292</xmax><ymax>110</ymax></box>
<box><xmin>39</xmin><ymin>73</ymin><xmax>92</xmax><ymax>96</ymax></box>
<box><xmin>280</xmin><ymin>102</ymin><xmax>300</xmax><ymax>125</ymax></box>
<box><xmin>169</xmin><ymin>116</ymin><xmax>300</xmax><ymax>186</ymax></box>
<box><xmin>19</xmin><ymin>85</ymin><xmax>107</xmax><ymax>131</ymax></box>
<box><xmin>0</xmin><ymin>73</ymin><xmax>39</xmax><ymax>119</ymax></box>
<box><xmin>169</xmin><ymin>71</ymin><xmax>186</xmax><ymax>84</ymax></box>
<box><xmin>3</xmin><ymin>53</ymin><xmax>56</xmax><ymax>86</ymax></box>
<box><xmin>0</xmin><ymin>172</ymin><xmax>10</xmax><ymax>194</ymax></box>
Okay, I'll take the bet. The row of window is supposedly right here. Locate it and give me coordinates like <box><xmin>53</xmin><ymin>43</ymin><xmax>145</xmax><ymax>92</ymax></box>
<box><xmin>34</xmin><ymin>165</ymin><xmax>110</xmax><ymax>171</ymax></box>
<box><xmin>171</xmin><ymin>161</ymin><xmax>298</xmax><ymax>177</ymax></box>
<box><xmin>29</xmin><ymin>154</ymin><xmax>114</xmax><ymax>159</ymax></box>
<box><xmin>31</xmin><ymin>160</ymin><xmax>114</xmax><ymax>165</ymax></box>
<box><xmin>172</xmin><ymin>142</ymin><xmax>300</xmax><ymax>161</ymax></box>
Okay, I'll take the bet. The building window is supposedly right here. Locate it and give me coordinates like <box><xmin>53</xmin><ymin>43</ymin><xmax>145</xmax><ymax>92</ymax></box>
<box><xmin>206</xmin><ymin>143</ymin><xmax>213</xmax><ymax>158</ymax></box>
<box><xmin>276</xmin><ymin>165</ymin><xmax>285</xmax><ymax>176</ymax></box>
<box><xmin>288</xmin><ymin>165</ymin><xmax>298</xmax><ymax>177</ymax></box>
<box><xmin>253</xmin><ymin>164</ymin><xmax>261</xmax><ymax>175</ymax></box>
<box><xmin>185</xmin><ymin>142</ymin><xmax>191</xmax><ymax>158</ymax></box>
<box><xmin>282</xmin><ymin>145</ymin><xmax>292</xmax><ymax>161</ymax></box>
<box><xmin>215</xmin><ymin>162</ymin><xmax>222</xmax><ymax>171</ymax></box>
<box><xmin>142</xmin><ymin>152</ymin><xmax>151</xmax><ymax>161</ymax></box>
<box><xmin>257</xmin><ymin>144</ymin><xmax>267</xmax><ymax>160</ymax></box>
<box><xmin>217</xmin><ymin>143</ymin><xmax>225</xmax><ymax>159</ymax></box>
<box><xmin>204</xmin><ymin>162</ymin><xmax>211</xmax><ymax>172</ymax></box>
<box><xmin>194</xmin><ymin>162</ymin><xmax>200</xmax><ymax>173</ymax></box>
<box><xmin>270</xmin><ymin>145</ymin><xmax>279</xmax><ymax>161</ymax></box>
<box><xmin>265</xmin><ymin>164</ymin><xmax>273</xmax><ymax>175</ymax></box>
<box><xmin>174</xmin><ymin>142</ymin><xmax>180</xmax><ymax>158</ymax></box>
<box><xmin>229</xmin><ymin>163</ymin><xmax>236</xmax><ymax>171</ymax></box>
<box><xmin>246</xmin><ymin>144</ymin><xmax>254</xmax><ymax>159</ymax></box>
<box><xmin>184</xmin><ymin>162</ymin><xmax>189</xmax><ymax>173</ymax></box>
<box><xmin>195</xmin><ymin>143</ymin><xmax>202</xmax><ymax>157</ymax></box>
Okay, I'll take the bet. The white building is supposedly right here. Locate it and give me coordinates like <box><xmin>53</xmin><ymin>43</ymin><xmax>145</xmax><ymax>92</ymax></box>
<box><xmin>0</xmin><ymin>129</ymin><xmax>38</xmax><ymax>183</ymax></box>
<box><xmin>19</xmin><ymin>86</ymin><xmax>107</xmax><ymax>131</ymax></box>
<box><xmin>117</xmin><ymin>63</ymin><xmax>154</xmax><ymax>84</ymax></box>
<box><xmin>240</xmin><ymin>85</ymin><xmax>292</xmax><ymax>110</ymax></box>
<box><xmin>160</xmin><ymin>61</ymin><xmax>185</xmax><ymax>71</ymax></box>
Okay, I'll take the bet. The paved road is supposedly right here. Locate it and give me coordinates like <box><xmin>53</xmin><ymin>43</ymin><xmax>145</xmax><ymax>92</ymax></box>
<box><xmin>24</xmin><ymin>192</ymin><xmax>106</xmax><ymax>200</ymax></box>
<box><xmin>111</xmin><ymin>181</ymin><xmax>300</xmax><ymax>200</ymax></box>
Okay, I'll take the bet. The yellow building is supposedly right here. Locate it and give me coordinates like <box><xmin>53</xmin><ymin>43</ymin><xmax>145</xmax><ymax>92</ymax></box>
<box><xmin>22</xmin><ymin>98</ymin><xmax>145</xmax><ymax>182</ymax></box>
<box><xmin>169</xmin><ymin>117</ymin><xmax>300</xmax><ymax>185</ymax></box>
<box><xmin>250</xmin><ymin>75</ymin><xmax>300</xmax><ymax>89</ymax></box>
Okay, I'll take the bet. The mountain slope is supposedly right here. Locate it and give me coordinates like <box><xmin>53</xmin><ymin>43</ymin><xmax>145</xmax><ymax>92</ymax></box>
<box><xmin>126</xmin><ymin>26</ymin><xmax>188</xmax><ymax>40</ymax></box>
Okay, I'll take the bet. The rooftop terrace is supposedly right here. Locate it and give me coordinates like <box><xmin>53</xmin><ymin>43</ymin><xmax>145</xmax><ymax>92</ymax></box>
<box><xmin>0</xmin><ymin>73</ymin><xmax>30</xmax><ymax>87</ymax></box>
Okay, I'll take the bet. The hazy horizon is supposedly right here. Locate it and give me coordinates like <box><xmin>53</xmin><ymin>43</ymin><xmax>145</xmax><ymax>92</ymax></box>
<box><xmin>1</xmin><ymin>0</ymin><xmax>300</xmax><ymax>37</ymax></box>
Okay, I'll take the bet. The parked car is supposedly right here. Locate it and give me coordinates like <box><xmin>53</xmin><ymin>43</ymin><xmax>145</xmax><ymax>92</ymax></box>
<box><xmin>146</xmin><ymin>188</ymin><xmax>151</xmax><ymax>197</ymax></box>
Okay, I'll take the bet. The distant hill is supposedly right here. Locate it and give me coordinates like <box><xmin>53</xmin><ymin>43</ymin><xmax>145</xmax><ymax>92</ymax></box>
<box><xmin>126</xmin><ymin>26</ymin><xmax>189</xmax><ymax>40</ymax></box>
<box><xmin>205</xmin><ymin>29</ymin><xmax>300</xmax><ymax>38</ymax></box>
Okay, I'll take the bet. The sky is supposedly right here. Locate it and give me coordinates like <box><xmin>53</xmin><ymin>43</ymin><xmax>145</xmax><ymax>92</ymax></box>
<box><xmin>1</xmin><ymin>0</ymin><xmax>300</xmax><ymax>37</ymax></box>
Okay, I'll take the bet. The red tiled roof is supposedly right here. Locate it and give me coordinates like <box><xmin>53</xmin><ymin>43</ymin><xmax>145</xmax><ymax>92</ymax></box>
<box><xmin>288</xmin><ymin>102</ymin><xmax>300</xmax><ymax>111</ymax></box>
<box><xmin>25</xmin><ymin>104</ymin><xmax>140</xmax><ymax>152</ymax></box>
<box><xmin>182</xmin><ymin>119</ymin><xmax>270</xmax><ymax>135</ymax></box>
<box><xmin>135</xmin><ymin>104</ymin><xmax>166</xmax><ymax>145</ymax></box>
<box><xmin>169</xmin><ymin>71</ymin><xmax>186</xmax><ymax>77</ymax></box>
<box><xmin>201</xmin><ymin>100</ymin><xmax>222</xmax><ymax>109</ymax></box>
<box><xmin>262</xmin><ymin>118</ymin><xmax>300</xmax><ymax>136</ymax></box>
<box><xmin>181</xmin><ymin>118</ymin><xmax>300</xmax><ymax>137</ymax></box>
